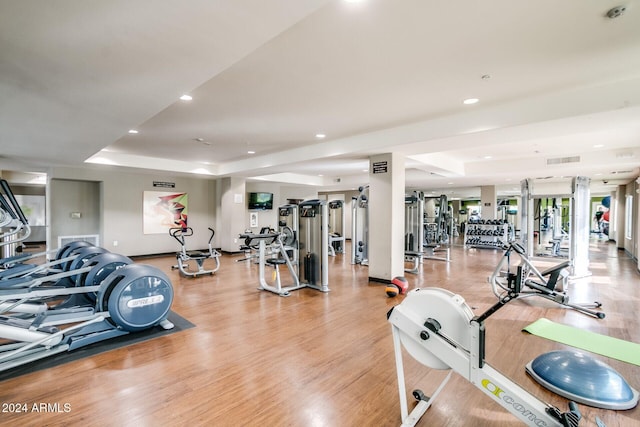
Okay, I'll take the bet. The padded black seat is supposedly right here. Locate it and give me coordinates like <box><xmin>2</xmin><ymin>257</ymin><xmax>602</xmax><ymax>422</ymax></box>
<box><xmin>266</xmin><ymin>258</ymin><xmax>287</xmax><ymax>265</ymax></box>
<box><xmin>184</xmin><ymin>251</ymin><xmax>208</xmax><ymax>259</ymax></box>
<box><xmin>540</xmin><ymin>260</ymin><xmax>570</xmax><ymax>276</ymax></box>
<box><xmin>405</xmin><ymin>251</ymin><xmax>422</xmax><ymax>257</ymax></box>
<box><xmin>539</xmin><ymin>260</ymin><xmax>571</xmax><ymax>290</ymax></box>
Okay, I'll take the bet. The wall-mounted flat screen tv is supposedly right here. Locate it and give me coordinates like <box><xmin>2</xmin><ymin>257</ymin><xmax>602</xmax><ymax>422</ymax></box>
<box><xmin>248</xmin><ymin>192</ymin><xmax>273</xmax><ymax>210</ymax></box>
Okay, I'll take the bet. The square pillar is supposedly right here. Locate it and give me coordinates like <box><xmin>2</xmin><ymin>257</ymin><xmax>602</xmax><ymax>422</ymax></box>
<box><xmin>218</xmin><ymin>177</ymin><xmax>246</xmax><ymax>253</ymax></box>
<box><xmin>480</xmin><ymin>185</ymin><xmax>497</xmax><ymax>220</ymax></box>
<box><xmin>368</xmin><ymin>153</ymin><xmax>405</xmax><ymax>282</ymax></box>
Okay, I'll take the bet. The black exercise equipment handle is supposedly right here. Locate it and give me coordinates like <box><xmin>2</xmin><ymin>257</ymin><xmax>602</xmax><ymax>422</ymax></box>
<box><xmin>208</xmin><ymin>227</ymin><xmax>215</xmax><ymax>244</ymax></box>
<box><xmin>170</xmin><ymin>227</ymin><xmax>193</xmax><ymax>245</ymax></box>
<box><xmin>239</xmin><ymin>232</ymin><xmax>280</xmax><ymax>248</ymax></box>
<box><xmin>0</xmin><ymin>179</ymin><xmax>29</xmax><ymax>224</ymax></box>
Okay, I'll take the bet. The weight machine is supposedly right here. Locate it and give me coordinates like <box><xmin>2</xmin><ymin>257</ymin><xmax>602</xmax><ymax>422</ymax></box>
<box><xmin>238</xmin><ymin>230</ymin><xmax>302</xmax><ymax>297</ymax></box>
<box><xmin>404</xmin><ymin>192</ymin><xmax>424</xmax><ymax>274</ymax></box>
<box><xmin>422</xmin><ymin>194</ymin><xmax>451</xmax><ymax>262</ymax></box>
<box><xmin>298</xmin><ymin>200</ymin><xmax>329</xmax><ymax>292</ymax></box>
<box><xmin>351</xmin><ymin>186</ymin><xmax>369</xmax><ymax>266</ymax></box>
<box><xmin>520</xmin><ymin>177</ymin><xmax>591</xmax><ymax>278</ymax></box>
<box><xmin>278</xmin><ymin>204</ymin><xmax>299</xmax><ymax>265</ymax></box>
<box><xmin>388</xmin><ymin>287</ymin><xmax>583</xmax><ymax>426</ymax></box>
<box><xmin>328</xmin><ymin>200</ymin><xmax>345</xmax><ymax>256</ymax></box>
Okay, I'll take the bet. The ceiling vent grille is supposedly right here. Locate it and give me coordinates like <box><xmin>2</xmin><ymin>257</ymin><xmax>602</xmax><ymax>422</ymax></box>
<box><xmin>546</xmin><ymin>155</ymin><xmax>580</xmax><ymax>165</ymax></box>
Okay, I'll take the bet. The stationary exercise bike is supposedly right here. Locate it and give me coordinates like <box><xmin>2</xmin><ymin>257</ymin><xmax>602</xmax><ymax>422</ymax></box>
<box><xmin>489</xmin><ymin>241</ymin><xmax>604</xmax><ymax>319</ymax></box>
<box><xmin>388</xmin><ymin>287</ymin><xmax>583</xmax><ymax>426</ymax></box>
<box><xmin>170</xmin><ymin>227</ymin><xmax>220</xmax><ymax>278</ymax></box>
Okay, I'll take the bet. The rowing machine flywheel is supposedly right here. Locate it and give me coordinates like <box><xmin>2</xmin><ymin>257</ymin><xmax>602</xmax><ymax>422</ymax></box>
<box><xmin>397</xmin><ymin>288</ymin><xmax>475</xmax><ymax>370</ymax></box>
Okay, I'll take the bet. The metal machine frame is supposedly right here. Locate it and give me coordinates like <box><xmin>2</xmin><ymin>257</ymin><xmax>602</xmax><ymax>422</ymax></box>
<box><xmin>388</xmin><ymin>287</ymin><xmax>582</xmax><ymax>427</ymax></box>
<box><xmin>239</xmin><ymin>231</ymin><xmax>302</xmax><ymax>297</ymax></box>
<box><xmin>351</xmin><ymin>186</ymin><xmax>369</xmax><ymax>266</ymax></box>
<box><xmin>328</xmin><ymin>200</ymin><xmax>345</xmax><ymax>256</ymax></box>
<box><xmin>170</xmin><ymin>227</ymin><xmax>220</xmax><ymax>278</ymax></box>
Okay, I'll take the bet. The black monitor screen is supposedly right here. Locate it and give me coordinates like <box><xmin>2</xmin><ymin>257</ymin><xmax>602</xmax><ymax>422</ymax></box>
<box><xmin>248</xmin><ymin>192</ymin><xmax>273</xmax><ymax>210</ymax></box>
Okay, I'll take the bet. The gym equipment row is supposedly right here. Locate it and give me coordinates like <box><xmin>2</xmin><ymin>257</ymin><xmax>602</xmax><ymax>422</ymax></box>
<box><xmin>464</xmin><ymin>237</ymin><xmax>505</xmax><ymax>248</ymax></box>
<box><xmin>0</xmin><ymin>241</ymin><xmax>174</xmax><ymax>373</ymax></box>
<box><xmin>169</xmin><ymin>226</ymin><xmax>220</xmax><ymax>278</ymax></box>
<box><xmin>463</xmin><ymin>220</ymin><xmax>512</xmax><ymax>249</ymax></box>
<box><xmin>489</xmin><ymin>241</ymin><xmax>604</xmax><ymax>319</ymax></box>
<box><xmin>468</xmin><ymin>218</ymin><xmax>508</xmax><ymax>225</ymax></box>
<box><xmin>387</xmin><ymin>287</ymin><xmax>632</xmax><ymax>426</ymax></box>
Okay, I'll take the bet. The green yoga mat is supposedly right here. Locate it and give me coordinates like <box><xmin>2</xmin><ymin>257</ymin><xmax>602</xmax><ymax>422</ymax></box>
<box><xmin>523</xmin><ymin>318</ymin><xmax>640</xmax><ymax>367</ymax></box>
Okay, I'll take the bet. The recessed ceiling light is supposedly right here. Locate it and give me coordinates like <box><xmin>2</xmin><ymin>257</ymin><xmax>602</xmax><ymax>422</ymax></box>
<box><xmin>318</xmin><ymin>174</ymin><xmax>323</xmax><ymax>177</ymax></box>
<box><xmin>447</xmin><ymin>182</ymin><xmax>454</xmax><ymax>185</ymax></box>
<box><xmin>593</xmin><ymin>144</ymin><xmax>604</xmax><ymax>148</ymax></box>
<box><xmin>247</xmin><ymin>151</ymin><xmax>255</xmax><ymax>154</ymax></box>
<box><xmin>483</xmin><ymin>155</ymin><xmax>492</xmax><ymax>159</ymax></box>
<box><xmin>463</xmin><ymin>98</ymin><xmax>479</xmax><ymax>105</ymax></box>
<box><xmin>128</xmin><ymin>129</ymin><xmax>138</xmax><ymax>134</ymax></box>
<box><xmin>315</xmin><ymin>133</ymin><xmax>326</xmax><ymax>139</ymax></box>
<box><xmin>180</xmin><ymin>94</ymin><xmax>193</xmax><ymax>101</ymax></box>
<box><xmin>362</xmin><ymin>169</ymin><xmax>368</xmax><ymax>172</ymax></box>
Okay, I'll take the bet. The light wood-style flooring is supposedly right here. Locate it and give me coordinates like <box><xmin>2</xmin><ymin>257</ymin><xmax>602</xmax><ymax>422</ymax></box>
<box><xmin>0</xmin><ymin>237</ymin><xmax>638</xmax><ymax>426</ymax></box>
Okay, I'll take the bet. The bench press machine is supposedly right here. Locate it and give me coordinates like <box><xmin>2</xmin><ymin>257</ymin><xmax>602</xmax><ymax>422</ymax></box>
<box><xmin>489</xmin><ymin>241</ymin><xmax>604</xmax><ymax>319</ymax></box>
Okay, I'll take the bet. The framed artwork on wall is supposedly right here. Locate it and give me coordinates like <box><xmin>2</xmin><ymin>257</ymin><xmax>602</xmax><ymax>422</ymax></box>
<box><xmin>143</xmin><ymin>191</ymin><xmax>188</xmax><ymax>234</ymax></box>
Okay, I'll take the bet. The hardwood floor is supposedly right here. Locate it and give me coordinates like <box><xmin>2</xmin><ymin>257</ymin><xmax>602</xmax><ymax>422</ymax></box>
<box><xmin>1</xmin><ymin>238</ymin><xmax>639</xmax><ymax>426</ymax></box>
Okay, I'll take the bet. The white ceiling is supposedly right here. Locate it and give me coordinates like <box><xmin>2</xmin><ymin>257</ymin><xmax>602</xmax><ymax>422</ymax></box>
<box><xmin>1</xmin><ymin>0</ymin><xmax>639</xmax><ymax>198</ymax></box>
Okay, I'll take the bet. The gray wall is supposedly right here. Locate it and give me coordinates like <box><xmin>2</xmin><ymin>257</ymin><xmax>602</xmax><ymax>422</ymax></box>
<box><xmin>49</xmin><ymin>167</ymin><xmax>216</xmax><ymax>257</ymax></box>
<box><xmin>50</xmin><ymin>179</ymin><xmax>101</xmax><ymax>244</ymax></box>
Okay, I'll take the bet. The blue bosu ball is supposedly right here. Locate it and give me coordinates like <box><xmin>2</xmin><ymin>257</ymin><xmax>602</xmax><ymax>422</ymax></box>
<box><xmin>526</xmin><ymin>350</ymin><xmax>639</xmax><ymax>410</ymax></box>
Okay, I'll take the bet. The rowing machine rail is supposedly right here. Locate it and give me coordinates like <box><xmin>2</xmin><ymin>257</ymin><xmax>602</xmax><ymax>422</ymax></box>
<box><xmin>388</xmin><ymin>287</ymin><xmax>581</xmax><ymax>426</ymax></box>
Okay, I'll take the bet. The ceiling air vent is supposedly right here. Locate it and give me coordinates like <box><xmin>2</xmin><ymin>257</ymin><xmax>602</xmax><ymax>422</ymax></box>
<box><xmin>546</xmin><ymin>155</ymin><xmax>580</xmax><ymax>165</ymax></box>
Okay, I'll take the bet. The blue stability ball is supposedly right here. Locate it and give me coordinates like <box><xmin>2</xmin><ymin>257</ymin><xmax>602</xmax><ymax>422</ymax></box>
<box><xmin>526</xmin><ymin>350</ymin><xmax>639</xmax><ymax>410</ymax></box>
<box><xmin>602</xmin><ymin>196</ymin><xmax>611</xmax><ymax>209</ymax></box>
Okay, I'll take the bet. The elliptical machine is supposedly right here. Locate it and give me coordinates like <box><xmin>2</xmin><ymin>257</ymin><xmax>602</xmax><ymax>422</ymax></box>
<box><xmin>170</xmin><ymin>227</ymin><xmax>220</xmax><ymax>278</ymax></box>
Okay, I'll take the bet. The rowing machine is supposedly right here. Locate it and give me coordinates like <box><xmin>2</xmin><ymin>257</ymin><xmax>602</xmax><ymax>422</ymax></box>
<box><xmin>388</xmin><ymin>287</ymin><xmax>582</xmax><ymax>426</ymax></box>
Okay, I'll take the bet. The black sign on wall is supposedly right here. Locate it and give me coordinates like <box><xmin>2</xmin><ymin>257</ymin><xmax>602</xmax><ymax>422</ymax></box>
<box><xmin>153</xmin><ymin>181</ymin><xmax>176</xmax><ymax>188</ymax></box>
<box><xmin>372</xmin><ymin>161</ymin><xmax>388</xmax><ymax>174</ymax></box>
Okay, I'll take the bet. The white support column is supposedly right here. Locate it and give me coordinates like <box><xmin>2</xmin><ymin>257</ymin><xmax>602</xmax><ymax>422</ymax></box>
<box><xmin>480</xmin><ymin>185</ymin><xmax>497</xmax><ymax>220</ymax></box>
<box><xmin>368</xmin><ymin>153</ymin><xmax>405</xmax><ymax>282</ymax></box>
<box><xmin>520</xmin><ymin>179</ymin><xmax>534</xmax><ymax>256</ymax></box>
<box><xmin>218</xmin><ymin>177</ymin><xmax>246</xmax><ymax>253</ymax></box>
<box><xmin>570</xmin><ymin>176</ymin><xmax>591</xmax><ymax>278</ymax></box>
